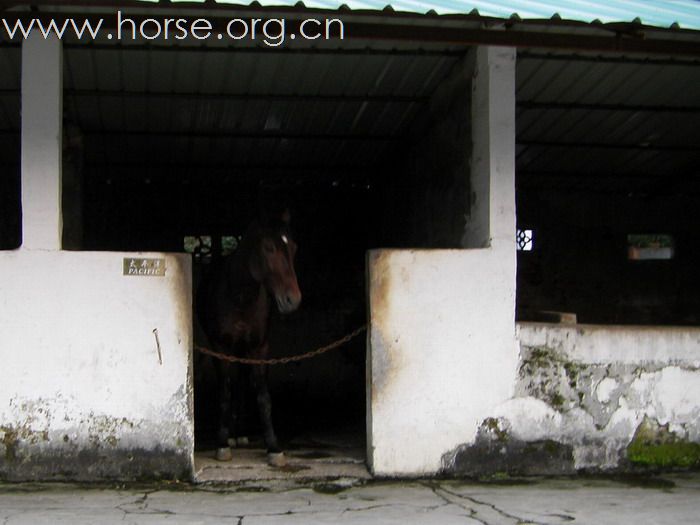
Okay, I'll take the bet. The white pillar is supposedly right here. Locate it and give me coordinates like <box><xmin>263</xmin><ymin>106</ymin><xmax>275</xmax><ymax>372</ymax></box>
<box><xmin>463</xmin><ymin>46</ymin><xmax>517</xmax><ymax>251</ymax></box>
<box><xmin>366</xmin><ymin>46</ymin><xmax>518</xmax><ymax>476</ymax></box>
<box><xmin>21</xmin><ymin>34</ymin><xmax>63</xmax><ymax>251</ymax></box>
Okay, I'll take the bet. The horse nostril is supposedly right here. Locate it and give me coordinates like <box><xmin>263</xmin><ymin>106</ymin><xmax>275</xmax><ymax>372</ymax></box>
<box><xmin>279</xmin><ymin>291</ymin><xmax>301</xmax><ymax>313</ymax></box>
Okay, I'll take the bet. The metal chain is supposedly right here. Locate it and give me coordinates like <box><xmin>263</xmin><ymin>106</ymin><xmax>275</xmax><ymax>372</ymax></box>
<box><xmin>194</xmin><ymin>325</ymin><xmax>366</xmax><ymax>365</ymax></box>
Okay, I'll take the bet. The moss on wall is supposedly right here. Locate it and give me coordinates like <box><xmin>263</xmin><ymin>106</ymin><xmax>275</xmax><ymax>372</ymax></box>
<box><xmin>628</xmin><ymin>441</ymin><xmax>700</xmax><ymax>468</ymax></box>
<box><xmin>627</xmin><ymin>417</ymin><xmax>700</xmax><ymax>468</ymax></box>
<box><xmin>518</xmin><ymin>346</ymin><xmax>593</xmax><ymax>413</ymax></box>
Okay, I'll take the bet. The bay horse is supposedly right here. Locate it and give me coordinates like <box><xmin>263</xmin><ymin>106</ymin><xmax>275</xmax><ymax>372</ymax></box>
<box><xmin>197</xmin><ymin>209</ymin><xmax>301</xmax><ymax>466</ymax></box>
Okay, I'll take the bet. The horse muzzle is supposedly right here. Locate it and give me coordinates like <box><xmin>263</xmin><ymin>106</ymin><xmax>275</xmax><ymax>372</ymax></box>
<box><xmin>275</xmin><ymin>289</ymin><xmax>302</xmax><ymax>314</ymax></box>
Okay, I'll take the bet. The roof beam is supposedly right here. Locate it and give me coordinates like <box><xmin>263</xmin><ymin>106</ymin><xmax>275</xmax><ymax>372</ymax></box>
<box><xmin>518</xmin><ymin>101</ymin><xmax>700</xmax><ymax>114</ymax></box>
<box><xmin>83</xmin><ymin>162</ymin><xmax>374</xmax><ymax>171</ymax></box>
<box><xmin>84</xmin><ymin>129</ymin><xmax>402</xmax><ymax>141</ymax></box>
<box><xmin>63</xmin><ymin>43</ymin><xmax>463</xmax><ymax>57</ymax></box>
<box><xmin>6</xmin><ymin>87</ymin><xmax>697</xmax><ymax>113</ymax></box>
<box><xmin>517</xmin><ymin>140</ymin><xmax>699</xmax><ymax>153</ymax></box>
<box><xmin>2</xmin><ymin>41</ymin><xmax>462</xmax><ymax>57</ymax></box>
<box><xmin>0</xmin><ymin>128</ymin><xmax>401</xmax><ymax>141</ymax></box>
<box><xmin>65</xmin><ymin>89</ymin><xmax>427</xmax><ymax>104</ymax></box>
<box><xmin>517</xmin><ymin>170</ymin><xmax>700</xmax><ymax>180</ymax></box>
<box><xmin>517</xmin><ymin>170</ymin><xmax>700</xmax><ymax>194</ymax></box>
<box><xmin>518</xmin><ymin>51</ymin><xmax>700</xmax><ymax>66</ymax></box>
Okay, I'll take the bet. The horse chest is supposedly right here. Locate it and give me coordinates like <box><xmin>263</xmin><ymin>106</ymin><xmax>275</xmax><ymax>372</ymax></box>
<box><xmin>217</xmin><ymin>286</ymin><xmax>269</xmax><ymax>348</ymax></box>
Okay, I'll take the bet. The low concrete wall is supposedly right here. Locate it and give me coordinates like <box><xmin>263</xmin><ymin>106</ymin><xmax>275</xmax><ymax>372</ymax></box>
<box><xmin>0</xmin><ymin>250</ymin><xmax>193</xmax><ymax>481</ymax></box>
<box><xmin>366</xmin><ymin>249</ymin><xmax>518</xmax><ymax>476</ymax></box>
<box><xmin>443</xmin><ymin>322</ymin><xmax>700</xmax><ymax>476</ymax></box>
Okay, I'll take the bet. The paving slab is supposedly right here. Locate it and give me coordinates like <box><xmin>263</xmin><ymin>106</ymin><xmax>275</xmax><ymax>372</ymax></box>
<box><xmin>1</xmin><ymin>474</ymin><xmax>699</xmax><ymax>524</ymax></box>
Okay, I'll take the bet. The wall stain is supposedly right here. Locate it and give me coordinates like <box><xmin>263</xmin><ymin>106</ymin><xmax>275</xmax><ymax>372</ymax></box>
<box><xmin>441</xmin><ymin>417</ymin><xmax>575</xmax><ymax>477</ymax></box>
<box><xmin>1</xmin><ymin>427</ymin><xmax>18</xmax><ymax>461</ymax></box>
<box><xmin>0</xmin><ymin>396</ymin><xmax>193</xmax><ymax>482</ymax></box>
<box><xmin>368</xmin><ymin>251</ymin><xmax>401</xmax><ymax>404</ymax></box>
<box><xmin>169</xmin><ymin>254</ymin><xmax>195</xmax><ymax>426</ymax></box>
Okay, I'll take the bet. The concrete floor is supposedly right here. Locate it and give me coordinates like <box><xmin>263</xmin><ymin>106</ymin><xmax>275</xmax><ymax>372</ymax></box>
<box><xmin>1</xmin><ymin>474</ymin><xmax>699</xmax><ymax>524</ymax></box>
<box><xmin>194</xmin><ymin>444</ymin><xmax>370</xmax><ymax>483</ymax></box>
<box><xmin>194</xmin><ymin>431</ymin><xmax>369</xmax><ymax>482</ymax></box>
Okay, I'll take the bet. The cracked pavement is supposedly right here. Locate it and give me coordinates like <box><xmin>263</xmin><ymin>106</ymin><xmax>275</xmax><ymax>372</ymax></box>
<box><xmin>1</xmin><ymin>474</ymin><xmax>699</xmax><ymax>524</ymax></box>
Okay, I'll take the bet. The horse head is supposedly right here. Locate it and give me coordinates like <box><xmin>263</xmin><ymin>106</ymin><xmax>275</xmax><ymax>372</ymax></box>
<box><xmin>248</xmin><ymin>209</ymin><xmax>302</xmax><ymax>314</ymax></box>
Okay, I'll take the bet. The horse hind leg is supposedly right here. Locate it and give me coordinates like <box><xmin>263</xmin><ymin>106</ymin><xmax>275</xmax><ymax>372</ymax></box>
<box><xmin>252</xmin><ymin>362</ymin><xmax>286</xmax><ymax>467</ymax></box>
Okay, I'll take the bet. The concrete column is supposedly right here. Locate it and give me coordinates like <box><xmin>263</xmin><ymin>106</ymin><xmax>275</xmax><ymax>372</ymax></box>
<box><xmin>366</xmin><ymin>46</ymin><xmax>518</xmax><ymax>476</ymax></box>
<box><xmin>463</xmin><ymin>46</ymin><xmax>516</xmax><ymax>251</ymax></box>
<box><xmin>21</xmin><ymin>34</ymin><xmax>63</xmax><ymax>251</ymax></box>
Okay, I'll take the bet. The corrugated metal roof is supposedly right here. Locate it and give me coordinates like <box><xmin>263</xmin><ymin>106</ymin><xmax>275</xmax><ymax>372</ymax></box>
<box><xmin>516</xmin><ymin>51</ymin><xmax>700</xmax><ymax>193</ymax></box>
<box><xmin>59</xmin><ymin>44</ymin><xmax>459</xmax><ymax>186</ymax></box>
<box><xmin>3</xmin><ymin>40</ymin><xmax>698</xmax><ymax>193</ymax></box>
<box><xmin>2</xmin><ymin>4</ymin><xmax>699</xmax><ymax>199</ymax></box>
<box><xmin>162</xmin><ymin>0</ymin><xmax>700</xmax><ymax>30</ymax></box>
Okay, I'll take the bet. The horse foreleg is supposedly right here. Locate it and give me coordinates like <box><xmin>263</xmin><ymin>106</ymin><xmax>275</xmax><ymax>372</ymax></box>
<box><xmin>215</xmin><ymin>361</ymin><xmax>233</xmax><ymax>461</ymax></box>
<box><xmin>252</xmin><ymin>360</ymin><xmax>285</xmax><ymax>467</ymax></box>
<box><xmin>230</xmin><ymin>367</ymin><xmax>250</xmax><ymax>447</ymax></box>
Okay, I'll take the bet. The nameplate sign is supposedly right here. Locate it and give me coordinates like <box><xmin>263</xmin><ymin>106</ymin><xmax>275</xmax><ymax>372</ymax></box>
<box><xmin>123</xmin><ymin>257</ymin><xmax>166</xmax><ymax>277</ymax></box>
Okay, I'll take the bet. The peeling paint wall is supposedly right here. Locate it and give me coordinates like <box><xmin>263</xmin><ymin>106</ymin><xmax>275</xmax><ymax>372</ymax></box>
<box><xmin>442</xmin><ymin>322</ymin><xmax>700</xmax><ymax>476</ymax></box>
<box><xmin>0</xmin><ymin>250</ymin><xmax>193</xmax><ymax>481</ymax></box>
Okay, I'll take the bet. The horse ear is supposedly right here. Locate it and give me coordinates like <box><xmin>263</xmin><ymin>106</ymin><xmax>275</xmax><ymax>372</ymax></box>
<box><xmin>281</xmin><ymin>208</ymin><xmax>291</xmax><ymax>225</ymax></box>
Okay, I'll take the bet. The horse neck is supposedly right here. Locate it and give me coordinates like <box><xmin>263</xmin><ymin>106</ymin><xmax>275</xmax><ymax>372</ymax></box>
<box><xmin>223</xmin><ymin>242</ymin><xmax>267</xmax><ymax>307</ymax></box>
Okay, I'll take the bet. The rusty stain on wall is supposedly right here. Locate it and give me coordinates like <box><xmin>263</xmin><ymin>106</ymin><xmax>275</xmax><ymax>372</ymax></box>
<box><xmin>368</xmin><ymin>250</ymin><xmax>402</xmax><ymax>404</ymax></box>
<box><xmin>168</xmin><ymin>255</ymin><xmax>195</xmax><ymax>426</ymax></box>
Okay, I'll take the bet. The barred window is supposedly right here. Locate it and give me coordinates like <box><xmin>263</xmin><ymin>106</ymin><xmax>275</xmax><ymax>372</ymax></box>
<box><xmin>627</xmin><ymin>234</ymin><xmax>674</xmax><ymax>261</ymax></box>
<box><xmin>517</xmin><ymin>229</ymin><xmax>534</xmax><ymax>251</ymax></box>
<box><xmin>184</xmin><ymin>235</ymin><xmax>240</xmax><ymax>262</ymax></box>
<box><xmin>184</xmin><ymin>235</ymin><xmax>212</xmax><ymax>261</ymax></box>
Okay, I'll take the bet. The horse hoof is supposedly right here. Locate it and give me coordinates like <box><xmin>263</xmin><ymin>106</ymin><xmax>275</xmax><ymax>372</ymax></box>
<box><xmin>227</xmin><ymin>436</ymin><xmax>249</xmax><ymax>448</ymax></box>
<box><xmin>215</xmin><ymin>447</ymin><xmax>232</xmax><ymax>461</ymax></box>
<box><xmin>267</xmin><ymin>452</ymin><xmax>286</xmax><ymax>468</ymax></box>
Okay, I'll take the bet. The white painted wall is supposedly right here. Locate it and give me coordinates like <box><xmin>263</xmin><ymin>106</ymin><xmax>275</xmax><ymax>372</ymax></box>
<box><xmin>366</xmin><ymin>46</ymin><xmax>518</xmax><ymax>476</ymax></box>
<box><xmin>0</xmin><ymin>250</ymin><xmax>193</xmax><ymax>480</ymax></box>
<box><xmin>367</xmin><ymin>249</ymin><xmax>519</xmax><ymax>475</ymax></box>
<box><xmin>518</xmin><ymin>322</ymin><xmax>700</xmax><ymax>366</ymax></box>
